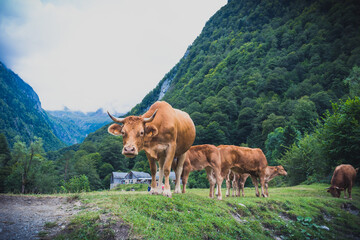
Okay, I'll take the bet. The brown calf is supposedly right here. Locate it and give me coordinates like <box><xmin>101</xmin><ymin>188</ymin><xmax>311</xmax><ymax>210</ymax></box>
<box><xmin>172</xmin><ymin>144</ymin><xmax>223</xmax><ymax>200</ymax></box>
<box><xmin>218</xmin><ymin>145</ymin><xmax>268</xmax><ymax>197</ymax></box>
<box><xmin>226</xmin><ymin>165</ymin><xmax>287</xmax><ymax>197</ymax></box>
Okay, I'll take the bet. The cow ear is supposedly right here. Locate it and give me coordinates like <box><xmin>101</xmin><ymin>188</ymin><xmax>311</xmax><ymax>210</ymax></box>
<box><xmin>145</xmin><ymin>125</ymin><xmax>158</xmax><ymax>137</ymax></box>
<box><xmin>108</xmin><ymin>123</ymin><xmax>123</xmax><ymax>136</ymax></box>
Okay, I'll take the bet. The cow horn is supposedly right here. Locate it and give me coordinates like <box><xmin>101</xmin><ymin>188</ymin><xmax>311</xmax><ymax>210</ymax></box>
<box><xmin>143</xmin><ymin>109</ymin><xmax>158</xmax><ymax>123</ymax></box>
<box><xmin>107</xmin><ymin>111</ymin><xmax>125</xmax><ymax>123</ymax></box>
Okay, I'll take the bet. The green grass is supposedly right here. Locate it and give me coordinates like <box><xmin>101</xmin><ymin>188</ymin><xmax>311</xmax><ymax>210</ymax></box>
<box><xmin>111</xmin><ymin>183</ymin><xmax>149</xmax><ymax>192</ymax></box>
<box><xmin>54</xmin><ymin>184</ymin><xmax>360</xmax><ymax>239</ymax></box>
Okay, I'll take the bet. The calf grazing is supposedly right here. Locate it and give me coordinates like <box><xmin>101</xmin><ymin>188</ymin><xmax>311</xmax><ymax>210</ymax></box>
<box><xmin>226</xmin><ymin>165</ymin><xmax>287</xmax><ymax>197</ymax></box>
<box><xmin>172</xmin><ymin>144</ymin><xmax>223</xmax><ymax>200</ymax></box>
<box><xmin>218</xmin><ymin>145</ymin><xmax>268</xmax><ymax>197</ymax></box>
<box><xmin>108</xmin><ymin>101</ymin><xmax>196</xmax><ymax>197</ymax></box>
<box><xmin>327</xmin><ymin>164</ymin><xmax>358</xmax><ymax>200</ymax></box>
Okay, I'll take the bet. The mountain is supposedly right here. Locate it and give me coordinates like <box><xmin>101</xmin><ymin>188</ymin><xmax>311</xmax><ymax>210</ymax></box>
<box><xmin>47</xmin><ymin>108</ymin><xmax>115</xmax><ymax>145</ymax></box>
<box><xmin>48</xmin><ymin>0</ymin><xmax>360</xmax><ymax>189</ymax></box>
<box><xmin>84</xmin><ymin>0</ymin><xmax>360</xmax><ymax>147</ymax></box>
<box><xmin>0</xmin><ymin>62</ymin><xmax>66</xmax><ymax>151</ymax></box>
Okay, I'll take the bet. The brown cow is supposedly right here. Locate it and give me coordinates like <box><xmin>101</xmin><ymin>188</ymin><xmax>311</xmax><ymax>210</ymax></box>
<box><xmin>218</xmin><ymin>145</ymin><xmax>268</xmax><ymax>197</ymax></box>
<box><xmin>108</xmin><ymin>101</ymin><xmax>196</xmax><ymax>197</ymax></box>
<box><xmin>327</xmin><ymin>164</ymin><xmax>359</xmax><ymax>200</ymax></box>
<box><xmin>226</xmin><ymin>165</ymin><xmax>287</xmax><ymax>197</ymax></box>
<box><xmin>172</xmin><ymin>144</ymin><xmax>223</xmax><ymax>200</ymax></box>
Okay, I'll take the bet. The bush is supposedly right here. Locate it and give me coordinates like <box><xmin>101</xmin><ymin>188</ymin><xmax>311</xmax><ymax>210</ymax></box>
<box><xmin>61</xmin><ymin>175</ymin><xmax>91</xmax><ymax>193</ymax></box>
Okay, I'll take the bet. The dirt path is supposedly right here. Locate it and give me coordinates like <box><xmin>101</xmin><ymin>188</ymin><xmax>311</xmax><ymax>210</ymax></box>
<box><xmin>0</xmin><ymin>195</ymin><xmax>81</xmax><ymax>240</ymax></box>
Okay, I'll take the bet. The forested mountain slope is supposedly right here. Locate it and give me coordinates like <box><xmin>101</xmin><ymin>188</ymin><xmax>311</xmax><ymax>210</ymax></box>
<box><xmin>87</xmin><ymin>0</ymin><xmax>359</xmax><ymax>146</ymax></box>
<box><xmin>49</xmin><ymin>0</ymin><xmax>360</xmax><ymax>189</ymax></box>
<box><xmin>0</xmin><ymin>62</ymin><xmax>65</xmax><ymax>151</ymax></box>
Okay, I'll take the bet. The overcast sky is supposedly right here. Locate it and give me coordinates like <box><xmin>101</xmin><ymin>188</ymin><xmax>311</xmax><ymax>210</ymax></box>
<box><xmin>0</xmin><ymin>0</ymin><xmax>226</xmax><ymax>113</ymax></box>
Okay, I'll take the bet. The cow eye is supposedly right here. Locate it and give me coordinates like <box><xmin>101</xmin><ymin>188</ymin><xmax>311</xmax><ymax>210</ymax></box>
<box><xmin>121</xmin><ymin>131</ymin><xmax>125</xmax><ymax>136</ymax></box>
<box><xmin>140</xmin><ymin>131</ymin><xmax>144</xmax><ymax>136</ymax></box>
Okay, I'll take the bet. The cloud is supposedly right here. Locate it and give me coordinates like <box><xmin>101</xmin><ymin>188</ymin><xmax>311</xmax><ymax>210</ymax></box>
<box><xmin>0</xmin><ymin>0</ymin><xmax>226</xmax><ymax>113</ymax></box>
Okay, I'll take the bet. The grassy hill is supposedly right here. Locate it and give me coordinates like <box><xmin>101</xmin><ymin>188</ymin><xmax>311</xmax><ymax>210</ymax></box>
<box><xmin>43</xmin><ymin>184</ymin><xmax>360</xmax><ymax>239</ymax></box>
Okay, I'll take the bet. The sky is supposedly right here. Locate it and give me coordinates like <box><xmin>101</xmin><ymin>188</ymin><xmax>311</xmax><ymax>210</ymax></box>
<box><xmin>0</xmin><ymin>0</ymin><xmax>227</xmax><ymax>113</ymax></box>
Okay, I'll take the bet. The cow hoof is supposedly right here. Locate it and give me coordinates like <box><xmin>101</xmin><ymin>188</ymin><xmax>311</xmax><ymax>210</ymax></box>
<box><xmin>174</xmin><ymin>189</ymin><xmax>181</xmax><ymax>194</ymax></box>
<box><xmin>262</xmin><ymin>194</ymin><xmax>268</xmax><ymax>198</ymax></box>
<box><xmin>256</xmin><ymin>194</ymin><xmax>260</xmax><ymax>197</ymax></box>
<box><xmin>163</xmin><ymin>189</ymin><xmax>172</xmax><ymax>198</ymax></box>
<box><xmin>149</xmin><ymin>190</ymin><xmax>159</xmax><ymax>195</ymax></box>
<box><xmin>217</xmin><ymin>196</ymin><xmax>222</xmax><ymax>200</ymax></box>
<box><xmin>226</xmin><ymin>194</ymin><xmax>229</xmax><ymax>197</ymax></box>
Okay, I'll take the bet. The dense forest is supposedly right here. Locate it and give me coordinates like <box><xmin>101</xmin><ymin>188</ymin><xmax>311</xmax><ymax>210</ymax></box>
<box><xmin>1</xmin><ymin>0</ymin><xmax>360</xmax><ymax>193</ymax></box>
<box><xmin>0</xmin><ymin>62</ymin><xmax>65</xmax><ymax>151</ymax></box>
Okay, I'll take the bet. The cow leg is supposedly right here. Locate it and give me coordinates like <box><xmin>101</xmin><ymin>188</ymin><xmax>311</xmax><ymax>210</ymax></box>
<box><xmin>225</xmin><ymin>177</ymin><xmax>231</xmax><ymax>197</ymax></box>
<box><xmin>205</xmin><ymin>167</ymin><xmax>216</xmax><ymax>198</ymax></box>
<box><xmin>212</xmin><ymin>168</ymin><xmax>223</xmax><ymax>200</ymax></box>
<box><xmin>156</xmin><ymin>164</ymin><xmax>164</xmax><ymax>194</ymax></box>
<box><xmin>147</xmin><ymin>155</ymin><xmax>158</xmax><ymax>195</ymax></box>
<box><xmin>182</xmin><ymin>168</ymin><xmax>190</xmax><ymax>194</ymax></box>
<box><xmin>239</xmin><ymin>181</ymin><xmax>245</xmax><ymax>197</ymax></box>
<box><xmin>232</xmin><ymin>178</ymin><xmax>235</xmax><ymax>197</ymax></box>
<box><xmin>250</xmin><ymin>175</ymin><xmax>260</xmax><ymax>197</ymax></box>
<box><xmin>162</xmin><ymin>146</ymin><xmax>176</xmax><ymax>197</ymax></box>
<box><xmin>234</xmin><ymin>175</ymin><xmax>240</xmax><ymax>197</ymax></box>
<box><xmin>260</xmin><ymin>176</ymin><xmax>267</xmax><ymax>197</ymax></box>
<box><xmin>348</xmin><ymin>186</ymin><xmax>353</xmax><ymax>200</ymax></box>
<box><xmin>154</xmin><ymin>155</ymin><xmax>166</xmax><ymax>195</ymax></box>
<box><xmin>265</xmin><ymin>182</ymin><xmax>269</xmax><ymax>197</ymax></box>
<box><xmin>174</xmin><ymin>153</ymin><xmax>186</xmax><ymax>194</ymax></box>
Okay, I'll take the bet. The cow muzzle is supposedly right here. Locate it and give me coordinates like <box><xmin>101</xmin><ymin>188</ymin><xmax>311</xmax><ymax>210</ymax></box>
<box><xmin>122</xmin><ymin>145</ymin><xmax>138</xmax><ymax>158</ymax></box>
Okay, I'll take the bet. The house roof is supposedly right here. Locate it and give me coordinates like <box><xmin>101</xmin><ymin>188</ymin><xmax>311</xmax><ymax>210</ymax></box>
<box><xmin>129</xmin><ymin>171</ymin><xmax>151</xmax><ymax>179</ymax></box>
<box><xmin>112</xmin><ymin>172</ymin><xmax>127</xmax><ymax>179</ymax></box>
<box><xmin>156</xmin><ymin>171</ymin><xmax>176</xmax><ymax>180</ymax></box>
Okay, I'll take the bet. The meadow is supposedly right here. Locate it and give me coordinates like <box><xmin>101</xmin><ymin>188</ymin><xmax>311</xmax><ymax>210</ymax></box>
<box><xmin>52</xmin><ymin>184</ymin><xmax>360</xmax><ymax>240</ymax></box>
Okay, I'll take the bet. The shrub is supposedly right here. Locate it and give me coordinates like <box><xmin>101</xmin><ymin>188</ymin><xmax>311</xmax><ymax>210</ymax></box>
<box><xmin>61</xmin><ymin>175</ymin><xmax>91</xmax><ymax>193</ymax></box>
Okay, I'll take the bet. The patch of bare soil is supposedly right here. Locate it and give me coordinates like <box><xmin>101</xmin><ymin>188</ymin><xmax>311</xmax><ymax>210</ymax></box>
<box><xmin>0</xmin><ymin>195</ymin><xmax>81</xmax><ymax>240</ymax></box>
<box><xmin>341</xmin><ymin>202</ymin><xmax>359</xmax><ymax>216</ymax></box>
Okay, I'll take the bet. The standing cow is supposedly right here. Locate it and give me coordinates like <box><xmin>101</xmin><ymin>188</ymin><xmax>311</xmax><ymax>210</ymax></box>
<box><xmin>327</xmin><ymin>164</ymin><xmax>359</xmax><ymax>200</ymax></box>
<box><xmin>172</xmin><ymin>144</ymin><xmax>223</xmax><ymax>200</ymax></box>
<box><xmin>108</xmin><ymin>101</ymin><xmax>196</xmax><ymax>197</ymax></box>
<box><xmin>226</xmin><ymin>165</ymin><xmax>287</xmax><ymax>197</ymax></box>
<box><xmin>218</xmin><ymin>145</ymin><xmax>268</xmax><ymax>197</ymax></box>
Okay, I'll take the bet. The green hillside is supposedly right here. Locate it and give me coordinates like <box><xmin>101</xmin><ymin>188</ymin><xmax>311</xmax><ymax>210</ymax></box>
<box><xmin>76</xmin><ymin>0</ymin><xmax>360</xmax><ymax>187</ymax></box>
<box><xmin>2</xmin><ymin>0</ymin><xmax>359</xmax><ymax>193</ymax></box>
<box><xmin>87</xmin><ymin>0</ymin><xmax>360</xmax><ymax>146</ymax></box>
<box><xmin>0</xmin><ymin>62</ymin><xmax>65</xmax><ymax>151</ymax></box>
